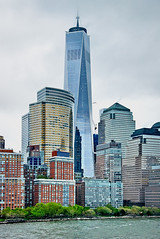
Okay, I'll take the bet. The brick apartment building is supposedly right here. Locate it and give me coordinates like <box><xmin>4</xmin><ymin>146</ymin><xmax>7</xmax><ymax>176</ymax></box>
<box><xmin>0</xmin><ymin>149</ymin><xmax>25</xmax><ymax>211</ymax></box>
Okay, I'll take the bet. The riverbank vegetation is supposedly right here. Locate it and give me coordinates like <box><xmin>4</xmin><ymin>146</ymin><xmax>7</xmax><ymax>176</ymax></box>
<box><xmin>1</xmin><ymin>203</ymin><xmax>160</xmax><ymax>220</ymax></box>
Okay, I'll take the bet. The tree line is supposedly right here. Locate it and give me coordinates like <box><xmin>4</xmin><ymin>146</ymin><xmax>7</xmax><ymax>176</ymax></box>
<box><xmin>1</xmin><ymin>203</ymin><xmax>160</xmax><ymax>220</ymax></box>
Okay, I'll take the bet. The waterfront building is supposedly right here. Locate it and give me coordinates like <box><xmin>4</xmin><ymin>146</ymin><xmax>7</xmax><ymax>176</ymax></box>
<box><xmin>22</xmin><ymin>113</ymin><xmax>30</xmax><ymax>163</ymax></box>
<box><xmin>75</xmin><ymin>177</ymin><xmax>122</xmax><ymax>208</ymax></box>
<box><xmin>0</xmin><ymin>136</ymin><xmax>5</xmax><ymax>149</ymax></box>
<box><xmin>0</xmin><ymin>149</ymin><xmax>25</xmax><ymax>211</ymax></box>
<box><xmin>24</xmin><ymin>145</ymin><xmax>47</xmax><ymax>207</ymax></box>
<box><xmin>64</xmin><ymin>17</ymin><xmax>94</xmax><ymax>177</ymax></box>
<box><xmin>123</xmin><ymin>122</ymin><xmax>160</xmax><ymax>206</ymax></box>
<box><xmin>95</xmin><ymin>140</ymin><xmax>123</xmax><ymax>207</ymax></box>
<box><xmin>34</xmin><ymin>179</ymin><xmax>75</xmax><ymax>206</ymax></box>
<box><xmin>34</xmin><ymin>150</ymin><xmax>75</xmax><ymax>206</ymax></box>
<box><xmin>145</xmin><ymin>165</ymin><xmax>160</xmax><ymax>208</ymax></box>
<box><xmin>83</xmin><ymin>178</ymin><xmax>110</xmax><ymax>208</ymax></box>
<box><xmin>75</xmin><ymin>181</ymin><xmax>85</xmax><ymax>206</ymax></box>
<box><xmin>98</xmin><ymin>102</ymin><xmax>135</xmax><ymax>158</ymax></box>
<box><xmin>29</xmin><ymin>87</ymin><xmax>74</xmax><ymax>167</ymax></box>
<box><xmin>110</xmin><ymin>182</ymin><xmax>123</xmax><ymax>208</ymax></box>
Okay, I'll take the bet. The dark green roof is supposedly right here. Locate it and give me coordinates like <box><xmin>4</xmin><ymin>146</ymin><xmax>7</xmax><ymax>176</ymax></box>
<box><xmin>132</xmin><ymin>127</ymin><xmax>160</xmax><ymax>137</ymax></box>
<box><xmin>152</xmin><ymin>122</ymin><xmax>160</xmax><ymax>129</ymax></box>
<box><xmin>103</xmin><ymin>103</ymin><xmax>130</xmax><ymax>113</ymax></box>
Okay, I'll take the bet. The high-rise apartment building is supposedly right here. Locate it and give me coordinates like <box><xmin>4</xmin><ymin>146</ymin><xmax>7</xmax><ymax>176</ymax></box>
<box><xmin>29</xmin><ymin>87</ymin><xmax>74</xmax><ymax>167</ymax></box>
<box><xmin>0</xmin><ymin>136</ymin><xmax>5</xmax><ymax>149</ymax></box>
<box><xmin>98</xmin><ymin>103</ymin><xmax>135</xmax><ymax>158</ymax></box>
<box><xmin>123</xmin><ymin>123</ymin><xmax>160</xmax><ymax>206</ymax></box>
<box><xmin>22</xmin><ymin>113</ymin><xmax>30</xmax><ymax>163</ymax></box>
<box><xmin>64</xmin><ymin>17</ymin><xmax>94</xmax><ymax>177</ymax></box>
<box><xmin>0</xmin><ymin>149</ymin><xmax>25</xmax><ymax>211</ymax></box>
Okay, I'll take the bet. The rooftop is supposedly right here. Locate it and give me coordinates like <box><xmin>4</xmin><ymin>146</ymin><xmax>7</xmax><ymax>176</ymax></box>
<box><xmin>132</xmin><ymin>127</ymin><xmax>160</xmax><ymax>137</ymax></box>
<box><xmin>103</xmin><ymin>102</ymin><xmax>130</xmax><ymax>113</ymax></box>
<box><xmin>152</xmin><ymin>122</ymin><xmax>160</xmax><ymax>129</ymax></box>
<box><xmin>69</xmin><ymin>16</ymin><xmax>87</xmax><ymax>33</ymax></box>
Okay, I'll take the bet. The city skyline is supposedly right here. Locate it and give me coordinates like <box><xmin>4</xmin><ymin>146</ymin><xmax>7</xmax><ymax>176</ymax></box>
<box><xmin>0</xmin><ymin>0</ymin><xmax>160</xmax><ymax>152</ymax></box>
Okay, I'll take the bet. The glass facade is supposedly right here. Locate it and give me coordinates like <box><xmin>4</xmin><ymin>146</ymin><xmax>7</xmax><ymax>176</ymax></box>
<box><xmin>74</xmin><ymin>127</ymin><xmax>83</xmax><ymax>178</ymax></box>
<box><xmin>64</xmin><ymin>18</ymin><xmax>94</xmax><ymax>177</ymax></box>
<box><xmin>98</xmin><ymin>103</ymin><xmax>135</xmax><ymax>159</ymax></box>
<box><xmin>29</xmin><ymin>87</ymin><xmax>74</xmax><ymax>168</ymax></box>
<box><xmin>123</xmin><ymin>125</ymin><xmax>160</xmax><ymax>206</ymax></box>
<box><xmin>84</xmin><ymin>178</ymin><xmax>111</xmax><ymax>208</ymax></box>
<box><xmin>95</xmin><ymin>141</ymin><xmax>123</xmax><ymax>207</ymax></box>
<box><xmin>22</xmin><ymin>113</ymin><xmax>30</xmax><ymax>164</ymax></box>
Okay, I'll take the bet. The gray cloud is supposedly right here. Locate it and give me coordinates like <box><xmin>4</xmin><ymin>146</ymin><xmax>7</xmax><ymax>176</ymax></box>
<box><xmin>0</xmin><ymin>0</ymin><xmax>160</xmax><ymax>151</ymax></box>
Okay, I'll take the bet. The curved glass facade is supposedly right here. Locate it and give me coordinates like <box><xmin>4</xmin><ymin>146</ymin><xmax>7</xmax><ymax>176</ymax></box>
<box><xmin>64</xmin><ymin>21</ymin><xmax>94</xmax><ymax>177</ymax></box>
<box><xmin>29</xmin><ymin>87</ymin><xmax>74</xmax><ymax>167</ymax></box>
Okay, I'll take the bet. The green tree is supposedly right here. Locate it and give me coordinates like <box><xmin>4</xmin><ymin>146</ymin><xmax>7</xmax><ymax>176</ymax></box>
<box><xmin>1</xmin><ymin>207</ymin><xmax>12</xmax><ymax>219</ymax></box>
<box><xmin>45</xmin><ymin>202</ymin><xmax>62</xmax><ymax>217</ymax></box>
<box><xmin>83</xmin><ymin>209</ymin><xmax>96</xmax><ymax>217</ymax></box>
<box><xmin>30</xmin><ymin>203</ymin><xmax>46</xmax><ymax>218</ymax></box>
<box><xmin>95</xmin><ymin>207</ymin><xmax>112</xmax><ymax>216</ymax></box>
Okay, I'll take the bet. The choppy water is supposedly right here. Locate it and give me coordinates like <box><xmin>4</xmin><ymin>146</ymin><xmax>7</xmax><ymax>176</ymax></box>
<box><xmin>1</xmin><ymin>218</ymin><xmax>160</xmax><ymax>239</ymax></box>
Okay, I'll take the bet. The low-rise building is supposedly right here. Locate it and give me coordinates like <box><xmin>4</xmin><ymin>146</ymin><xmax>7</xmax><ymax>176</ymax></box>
<box><xmin>34</xmin><ymin>179</ymin><xmax>75</xmax><ymax>206</ymax></box>
<box><xmin>34</xmin><ymin>151</ymin><xmax>75</xmax><ymax>206</ymax></box>
<box><xmin>84</xmin><ymin>178</ymin><xmax>110</xmax><ymax>208</ymax></box>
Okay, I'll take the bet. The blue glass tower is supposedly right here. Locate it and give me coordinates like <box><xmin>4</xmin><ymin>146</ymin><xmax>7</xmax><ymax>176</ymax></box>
<box><xmin>64</xmin><ymin>17</ymin><xmax>94</xmax><ymax>177</ymax></box>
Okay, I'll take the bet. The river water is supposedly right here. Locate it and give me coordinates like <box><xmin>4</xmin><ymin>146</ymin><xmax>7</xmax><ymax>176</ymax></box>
<box><xmin>1</xmin><ymin>218</ymin><xmax>160</xmax><ymax>239</ymax></box>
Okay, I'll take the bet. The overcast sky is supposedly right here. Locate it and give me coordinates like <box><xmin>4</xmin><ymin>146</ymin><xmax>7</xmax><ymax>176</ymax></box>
<box><xmin>0</xmin><ymin>0</ymin><xmax>160</xmax><ymax>152</ymax></box>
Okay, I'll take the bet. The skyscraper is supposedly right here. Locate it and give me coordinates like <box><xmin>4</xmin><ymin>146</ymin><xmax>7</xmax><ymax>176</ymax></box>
<box><xmin>64</xmin><ymin>17</ymin><xmax>94</xmax><ymax>177</ymax></box>
<box><xmin>123</xmin><ymin>123</ymin><xmax>160</xmax><ymax>206</ymax></box>
<box><xmin>98</xmin><ymin>102</ymin><xmax>135</xmax><ymax>158</ymax></box>
<box><xmin>22</xmin><ymin>113</ymin><xmax>30</xmax><ymax>163</ymax></box>
<box><xmin>29</xmin><ymin>87</ymin><xmax>74</xmax><ymax>167</ymax></box>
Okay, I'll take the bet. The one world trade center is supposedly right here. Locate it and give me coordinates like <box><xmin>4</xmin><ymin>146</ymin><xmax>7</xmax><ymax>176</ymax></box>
<box><xmin>64</xmin><ymin>17</ymin><xmax>94</xmax><ymax>177</ymax></box>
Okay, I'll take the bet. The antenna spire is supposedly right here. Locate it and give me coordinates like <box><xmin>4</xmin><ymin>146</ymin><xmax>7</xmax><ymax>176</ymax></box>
<box><xmin>76</xmin><ymin>15</ymin><xmax>80</xmax><ymax>27</ymax></box>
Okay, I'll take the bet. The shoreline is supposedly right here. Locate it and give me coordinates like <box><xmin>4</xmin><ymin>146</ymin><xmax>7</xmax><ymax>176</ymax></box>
<box><xmin>1</xmin><ymin>215</ymin><xmax>160</xmax><ymax>224</ymax></box>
